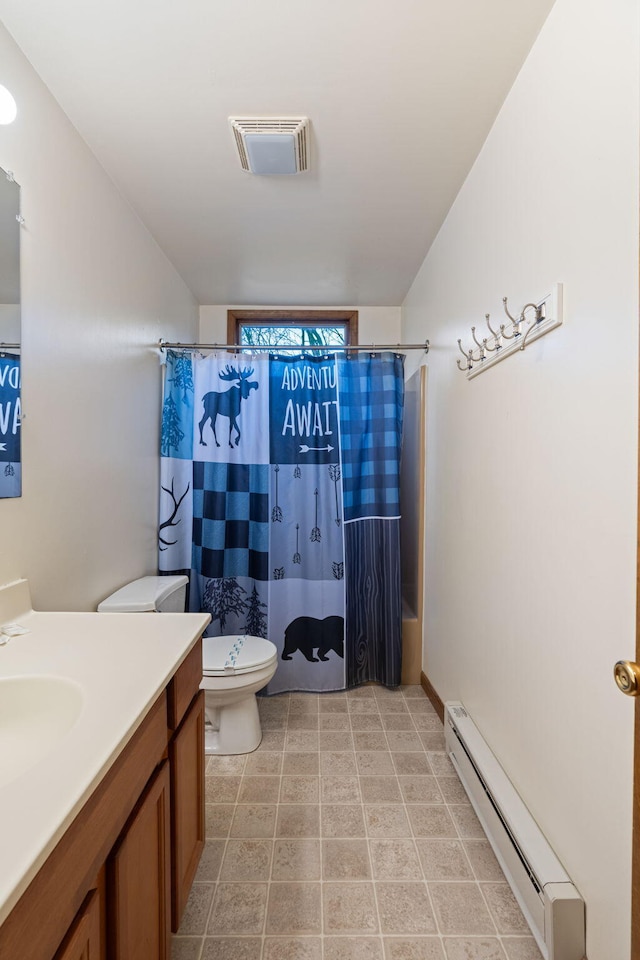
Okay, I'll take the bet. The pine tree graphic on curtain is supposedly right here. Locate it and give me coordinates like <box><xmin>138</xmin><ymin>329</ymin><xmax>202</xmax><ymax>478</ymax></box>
<box><xmin>245</xmin><ymin>585</ymin><xmax>267</xmax><ymax>636</ymax></box>
<box><xmin>202</xmin><ymin>578</ymin><xmax>246</xmax><ymax>631</ymax></box>
<box><xmin>170</xmin><ymin>354</ymin><xmax>194</xmax><ymax>402</ymax></box>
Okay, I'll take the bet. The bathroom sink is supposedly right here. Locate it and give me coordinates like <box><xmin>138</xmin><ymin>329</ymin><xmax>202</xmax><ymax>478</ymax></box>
<box><xmin>0</xmin><ymin>676</ymin><xmax>84</xmax><ymax>790</ymax></box>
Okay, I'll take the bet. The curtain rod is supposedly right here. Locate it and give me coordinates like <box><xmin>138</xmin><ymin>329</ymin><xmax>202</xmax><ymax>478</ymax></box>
<box><xmin>159</xmin><ymin>339</ymin><xmax>429</xmax><ymax>353</ymax></box>
<box><xmin>0</xmin><ymin>342</ymin><xmax>20</xmax><ymax>350</ymax></box>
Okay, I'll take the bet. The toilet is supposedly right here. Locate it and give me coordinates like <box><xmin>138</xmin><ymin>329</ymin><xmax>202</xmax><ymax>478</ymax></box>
<box><xmin>97</xmin><ymin>575</ymin><xmax>278</xmax><ymax>755</ymax></box>
<box><xmin>200</xmin><ymin>634</ymin><xmax>277</xmax><ymax>755</ymax></box>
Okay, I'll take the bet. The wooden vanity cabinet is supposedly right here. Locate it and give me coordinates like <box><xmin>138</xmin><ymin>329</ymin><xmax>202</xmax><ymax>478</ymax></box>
<box><xmin>107</xmin><ymin>762</ymin><xmax>172</xmax><ymax>960</ymax></box>
<box><xmin>0</xmin><ymin>637</ymin><xmax>205</xmax><ymax>960</ymax></box>
<box><xmin>169</xmin><ymin>690</ymin><xmax>205</xmax><ymax>930</ymax></box>
<box><xmin>107</xmin><ymin>638</ymin><xmax>204</xmax><ymax>954</ymax></box>
<box><xmin>52</xmin><ymin>888</ymin><xmax>102</xmax><ymax>960</ymax></box>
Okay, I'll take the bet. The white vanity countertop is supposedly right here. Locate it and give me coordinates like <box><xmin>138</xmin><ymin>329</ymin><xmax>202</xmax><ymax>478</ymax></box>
<box><xmin>0</xmin><ymin>579</ymin><xmax>210</xmax><ymax>926</ymax></box>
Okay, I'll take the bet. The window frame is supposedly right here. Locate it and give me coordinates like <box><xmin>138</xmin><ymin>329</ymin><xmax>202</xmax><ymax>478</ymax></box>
<box><xmin>227</xmin><ymin>309</ymin><xmax>358</xmax><ymax>350</ymax></box>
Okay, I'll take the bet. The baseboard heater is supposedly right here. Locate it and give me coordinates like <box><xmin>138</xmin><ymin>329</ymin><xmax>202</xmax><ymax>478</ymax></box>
<box><xmin>444</xmin><ymin>702</ymin><xmax>585</xmax><ymax>960</ymax></box>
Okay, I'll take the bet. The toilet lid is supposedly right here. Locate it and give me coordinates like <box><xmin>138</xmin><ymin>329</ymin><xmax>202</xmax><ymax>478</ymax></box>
<box><xmin>202</xmin><ymin>634</ymin><xmax>277</xmax><ymax>675</ymax></box>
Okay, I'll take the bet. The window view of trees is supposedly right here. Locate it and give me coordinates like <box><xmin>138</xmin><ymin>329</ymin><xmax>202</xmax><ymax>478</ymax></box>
<box><xmin>239</xmin><ymin>324</ymin><xmax>347</xmax><ymax>352</ymax></box>
<box><xmin>228</xmin><ymin>310</ymin><xmax>357</xmax><ymax>353</ymax></box>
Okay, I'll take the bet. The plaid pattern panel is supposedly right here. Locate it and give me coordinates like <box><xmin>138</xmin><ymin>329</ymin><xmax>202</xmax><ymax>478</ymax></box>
<box><xmin>192</xmin><ymin>461</ymin><xmax>269</xmax><ymax>580</ymax></box>
<box><xmin>337</xmin><ymin>352</ymin><xmax>405</xmax><ymax>522</ymax></box>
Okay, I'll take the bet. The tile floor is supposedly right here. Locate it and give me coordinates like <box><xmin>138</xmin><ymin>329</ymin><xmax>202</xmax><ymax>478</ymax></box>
<box><xmin>172</xmin><ymin>684</ymin><xmax>543</xmax><ymax>960</ymax></box>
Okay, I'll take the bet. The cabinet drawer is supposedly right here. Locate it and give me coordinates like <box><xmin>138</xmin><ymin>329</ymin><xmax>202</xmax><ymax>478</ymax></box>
<box><xmin>167</xmin><ymin>638</ymin><xmax>202</xmax><ymax>731</ymax></box>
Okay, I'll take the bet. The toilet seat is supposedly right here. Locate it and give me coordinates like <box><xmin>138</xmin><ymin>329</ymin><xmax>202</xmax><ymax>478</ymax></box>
<box><xmin>202</xmin><ymin>634</ymin><xmax>276</xmax><ymax>677</ymax></box>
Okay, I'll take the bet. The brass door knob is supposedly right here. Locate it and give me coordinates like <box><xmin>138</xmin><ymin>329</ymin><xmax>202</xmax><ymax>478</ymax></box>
<box><xmin>613</xmin><ymin>660</ymin><xmax>640</xmax><ymax>696</ymax></box>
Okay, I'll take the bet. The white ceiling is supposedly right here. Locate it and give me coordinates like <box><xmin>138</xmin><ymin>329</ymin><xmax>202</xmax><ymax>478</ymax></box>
<box><xmin>0</xmin><ymin>0</ymin><xmax>555</xmax><ymax>307</ymax></box>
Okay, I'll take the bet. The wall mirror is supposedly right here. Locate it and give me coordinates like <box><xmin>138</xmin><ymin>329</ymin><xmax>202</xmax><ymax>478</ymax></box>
<box><xmin>0</xmin><ymin>165</ymin><xmax>21</xmax><ymax>498</ymax></box>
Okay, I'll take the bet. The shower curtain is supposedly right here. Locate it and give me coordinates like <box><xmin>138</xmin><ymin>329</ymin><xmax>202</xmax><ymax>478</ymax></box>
<box><xmin>159</xmin><ymin>349</ymin><xmax>404</xmax><ymax>692</ymax></box>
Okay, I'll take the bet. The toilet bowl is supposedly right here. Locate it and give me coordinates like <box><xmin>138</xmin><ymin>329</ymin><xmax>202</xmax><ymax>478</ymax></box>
<box><xmin>201</xmin><ymin>634</ymin><xmax>277</xmax><ymax>755</ymax></box>
<box><xmin>98</xmin><ymin>576</ymin><xmax>277</xmax><ymax>755</ymax></box>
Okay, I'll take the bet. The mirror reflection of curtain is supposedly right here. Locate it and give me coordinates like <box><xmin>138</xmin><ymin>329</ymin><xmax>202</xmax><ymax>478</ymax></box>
<box><xmin>0</xmin><ymin>166</ymin><xmax>21</xmax><ymax>499</ymax></box>
<box><xmin>159</xmin><ymin>349</ymin><xmax>404</xmax><ymax>691</ymax></box>
<box><xmin>0</xmin><ymin>352</ymin><xmax>21</xmax><ymax>498</ymax></box>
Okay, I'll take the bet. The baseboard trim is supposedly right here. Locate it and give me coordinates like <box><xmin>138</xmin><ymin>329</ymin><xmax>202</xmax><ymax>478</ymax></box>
<box><xmin>420</xmin><ymin>671</ymin><xmax>444</xmax><ymax>723</ymax></box>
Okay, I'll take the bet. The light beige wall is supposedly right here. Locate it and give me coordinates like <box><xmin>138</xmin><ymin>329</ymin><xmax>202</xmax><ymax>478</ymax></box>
<box><xmin>199</xmin><ymin>305</ymin><xmax>401</xmax><ymax>344</ymax></box>
<box><xmin>402</xmin><ymin>1</ymin><xmax>639</xmax><ymax>956</ymax></box>
<box><xmin>0</xmin><ymin>304</ymin><xmax>20</xmax><ymax>343</ymax></box>
<box><xmin>0</xmin><ymin>23</ymin><xmax>198</xmax><ymax>611</ymax></box>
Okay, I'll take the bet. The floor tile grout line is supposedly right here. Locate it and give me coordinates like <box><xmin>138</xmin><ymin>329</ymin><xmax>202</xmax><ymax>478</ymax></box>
<box><xmin>398</xmin><ymin>692</ymin><xmax>445</xmax><ymax>942</ymax></box>
<box><xmin>397</xmin><ymin>688</ymin><xmax>449</xmax><ymax>958</ymax></box>
<box><xmin>201</xmin><ymin>825</ymin><xmax>228</xmax><ymax>945</ymax></box>
<box><xmin>369</xmin><ymin>851</ymin><xmax>384</xmax><ymax>941</ymax></box>
<box><xmin>318</xmin><ymin>810</ymin><xmax>325</xmax><ymax>957</ymax></box>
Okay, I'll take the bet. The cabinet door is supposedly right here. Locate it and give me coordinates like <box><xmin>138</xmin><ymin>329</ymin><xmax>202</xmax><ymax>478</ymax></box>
<box><xmin>169</xmin><ymin>690</ymin><xmax>205</xmax><ymax>931</ymax></box>
<box><xmin>107</xmin><ymin>761</ymin><xmax>171</xmax><ymax>960</ymax></box>
<box><xmin>53</xmin><ymin>888</ymin><xmax>101</xmax><ymax>960</ymax></box>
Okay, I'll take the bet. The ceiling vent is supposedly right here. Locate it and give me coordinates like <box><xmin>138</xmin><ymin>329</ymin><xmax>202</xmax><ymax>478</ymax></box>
<box><xmin>229</xmin><ymin>117</ymin><xmax>309</xmax><ymax>175</ymax></box>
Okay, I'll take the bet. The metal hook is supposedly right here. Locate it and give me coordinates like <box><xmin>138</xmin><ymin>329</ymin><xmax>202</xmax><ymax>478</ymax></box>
<box><xmin>519</xmin><ymin>323</ymin><xmax>538</xmax><ymax>352</ymax></box>
<box><xmin>456</xmin><ymin>339</ymin><xmax>473</xmax><ymax>371</ymax></box>
<box><xmin>521</xmin><ymin>302</ymin><xmax>543</xmax><ymax>322</ymax></box>
<box><xmin>502</xmin><ymin>297</ymin><xmax>517</xmax><ymax>325</ymax></box>
<box><xmin>456</xmin><ymin>356</ymin><xmax>473</xmax><ymax>371</ymax></box>
<box><xmin>503</xmin><ymin>296</ymin><xmax>526</xmax><ymax>338</ymax></box>
<box><xmin>497</xmin><ymin>320</ymin><xmax>512</xmax><ymax>341</ymax></box>
<box><xmin>482</xmin><ymin>313</ymin><xmax>498</xmax><ymax>352</ymax></box>
<box><xmin>485</xmin><ymin>314</ymin><xmax>501</xmax><ymax>350</ymax></box>
<box><xmin>519</xmin><ymin>303</ymin><xmax>546</xmax><ymax>351</ymax></box>
<box><xmin>471</xmin><ymin>327</ymin><xmax>487</xmax><ymax>360</ymax></box>
<box><xmin>501</xmin><ymin>319</ymin><xmax>520</xmax><ymax>341</ymax></box>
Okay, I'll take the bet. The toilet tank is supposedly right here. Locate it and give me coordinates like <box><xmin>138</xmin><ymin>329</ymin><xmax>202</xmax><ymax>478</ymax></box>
<box><xmin>97</xmin><ymin>575</ymin><xmax>188</xmax><ymax>613</ymax></box>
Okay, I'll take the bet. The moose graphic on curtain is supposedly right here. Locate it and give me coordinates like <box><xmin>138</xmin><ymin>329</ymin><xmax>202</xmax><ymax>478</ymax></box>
<box><xmin>159</xmin><ymin>348</ymin><xmax>404</xmax><ymax>693</ymax></box>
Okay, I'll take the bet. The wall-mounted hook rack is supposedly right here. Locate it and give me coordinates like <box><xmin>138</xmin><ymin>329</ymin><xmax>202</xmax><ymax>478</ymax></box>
<box><xmin>455</xmin><ymin>283</ymin><xmax>563</xmax><ymax>379</ymax></box>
